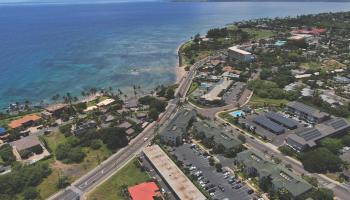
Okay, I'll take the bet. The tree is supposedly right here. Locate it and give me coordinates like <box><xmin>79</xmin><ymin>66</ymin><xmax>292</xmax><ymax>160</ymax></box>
<box><xmin>309</xmin><ymin>188</ymin><xmax>334</xmax><ymax>200</ymax></box>
<box><xmin>0</xmin><ymin>144</ymin><xmax>16</xmax><ymax>165</ymax></box>
<box><xmin>301</xmin><ymin>148</ymin><xmax>343</xmax><ymax>173</ymax></box>
<box><xmin>23</xmin><ymin>187</ymin><xmax>39</xmax><ymax>200</ymax></box>
<box><xmin>342</xmin><ymin>134</ymin><xmax>350</xmax><ymax>146</ymax></box>
<box><xmin>215</xmin><ymin>163</ymin><xmax>222</xmax><ymax>172</ymax></box>
<box><xmin>320</xmin><ymin>138</ymin><xmax>343</xmax><ymax>154</ymax></box>
<box><xmin>57</xmin><ymin>176</ymin><xmax>70</xmax><ymax>189</ymax></box>
<box><xmin>259</xmin><ymin>176</ymin><xmax>272</xmax><ymax>192</ymax></box>
<box><xmin>99</xmin><ymin>127</ymin><xmax>128</xmax><ymax>150</ymax></box>
<box><xmin>213</xmin><ymin>143</ymin><xmax>226</xmax><ymax>154</ymax></box>
<box><xmin>209</xmin><ymin>157</ymin><xmax>215</xmax><ymax>166</ymax></box>
<box><xmin>148</xmin><ymin>108</ymin><xmax>159</xmax><ymax>121</ymax></box>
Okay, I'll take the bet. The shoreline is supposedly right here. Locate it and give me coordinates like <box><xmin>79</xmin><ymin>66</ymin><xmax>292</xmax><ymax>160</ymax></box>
<box><xmin>175</xmin><ymin>41</ymin><xmax>188</xmax><ymax>84</ymax></box>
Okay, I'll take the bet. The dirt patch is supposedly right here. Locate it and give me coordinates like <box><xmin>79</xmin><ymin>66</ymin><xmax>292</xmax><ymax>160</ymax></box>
<box><xmin>51</xmin><ymin>160</ymin><xmax>85</xmax><ymax>178</ymax></box>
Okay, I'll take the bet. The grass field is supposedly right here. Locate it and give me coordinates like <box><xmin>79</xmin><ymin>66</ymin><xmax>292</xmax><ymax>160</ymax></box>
<box><xmin>87</xmin><ymin>158</ymin><xmax>150</xmax><ymax>200</ymax></box>
<box><xmin>38</xmin><ymin>132</ymin><xmax>112</xmax><ymax>199</ymax></box>
<box><xmin>242</xmin><ymin>28</ymin><xmax>276</xmax><ymax>40</ymax></box>
<box><xmin>249</xmin><ymin>95</ymin><xmax>289</xmax><ymax>107</ymax></box>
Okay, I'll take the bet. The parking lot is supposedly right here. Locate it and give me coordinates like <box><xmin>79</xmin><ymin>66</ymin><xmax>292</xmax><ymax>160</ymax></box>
<box><xmin>171</xmin><ymin>143</ymin><xmax>257</xmax><ymax>200</ymax></box>
<box><xmin>223</xmin><ymin>82</ymin><xmax>246</xmax><ymax>105</ymax></box>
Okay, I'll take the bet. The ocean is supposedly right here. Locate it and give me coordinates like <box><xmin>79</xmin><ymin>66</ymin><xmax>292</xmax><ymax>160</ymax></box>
<box><xmin>1</xmin><ymin>1</ymin><xmax>350</xmax><ymax>108</ymax></box>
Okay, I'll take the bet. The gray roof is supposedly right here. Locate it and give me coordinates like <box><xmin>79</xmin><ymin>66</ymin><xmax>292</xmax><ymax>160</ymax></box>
<box><xmin>287</xmin><ymin>101</ymin><xmax>329</xmax><ymax>119</ymax></box>
<box><xmin>253</xmin><ymin>116</ymin><xmax>285</xmax><ymax>134</ymax></box>
<box><xmin>193</xmin><ymin>120</ymin><xmax>242</xmax><ymax>149</ymax></box>
<box><xmin>265</xmin><ymin>112</ymin><xmax>298</xmax><ymax>129</ymax></box>
<box><xmin>287</xmin><ymin>117</ymin><xmax>350</xmax><ymax>148</ymax></box>
<box><xmin>12</xmin><ymin>135</ymin><xmax>41</xmax><ymax>152</ymax></box>
<box><xmin>160</xmin><ymin>109</ymin><xmax>196</xmax><ymax>139</ymax></box>
<box><xmin>236</xmin><ymin>149</ymin><xmax>312</xmax><ymax>197</ymax></box>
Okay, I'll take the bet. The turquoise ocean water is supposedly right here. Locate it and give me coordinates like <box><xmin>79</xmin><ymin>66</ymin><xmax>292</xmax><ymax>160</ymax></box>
<box><xmin>1</xmin><ymin>1</ymin><xmax>350</xmax><ymax>108</ymax></box>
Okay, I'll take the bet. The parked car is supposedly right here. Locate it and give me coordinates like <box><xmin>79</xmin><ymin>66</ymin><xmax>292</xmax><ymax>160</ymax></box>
<box><xmin>247</xmin><ymin>189</ymin><xmax>254</xmax><ymax>194</ymax></box>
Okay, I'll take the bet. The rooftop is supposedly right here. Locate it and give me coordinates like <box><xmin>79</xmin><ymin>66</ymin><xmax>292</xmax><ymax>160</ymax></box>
<box><xmin>236</xmin><ymin>149</ymin><xmax>312</xmax><ymax>197</ymax></box>
<box><xmin>287</xmin><ymin>101</ymin><xmax>329</xmax><ymax>120</ymax></box>
<box><xmin>201</xmin><ymin>78</ymin><xmax>233</xmax><ymax>101</ymax></box>
<box><xmin>12</xmin><ymin>135</ymin><xmax>41</xmax><ymax>152</ymax></box>
<box><xmin>128</xmin><ymin>182</ymin><xmax>159</xmax><ymax>200</ymax></box>
<box><xmin>287</xmin><ymin>117</ymin><xmax>350</xmax><ymax>148</ymax></box>
<box><xmin>143</xmin><ymin>145</ymin><xmax>206</xmax><ymax>200</ymax></box>
<box><xmin>228</xmin><ymin>46</ymin><xmax>251</xmax><ymax>55</ymax></box>
<box><xmin>160</xmin><ymin>108</ymin><xmax>196</xmax><ymax>139</ymax></box>
<box><xmin>193</xmin><ymin>120</ymin><xmax>242</xmax><ymax>149</ymax></box>
<box><xmin>96</xmin><ymin>98</ymin><xmax>115</xmax><ymax>107</ymax></box>
<box><xmin>45</xmin><ymin>103</ymin><xmax>67</xmax><ymax>113</ymax></box>
<box><xmin>9</xmin><ymin>115</ymin><xmax>41</xmax><ymax>129</ymax></box>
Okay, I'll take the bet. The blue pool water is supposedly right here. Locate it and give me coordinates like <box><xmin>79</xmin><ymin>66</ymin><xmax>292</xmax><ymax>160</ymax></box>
<box><xmin>230</xmin><ymin>110</ymin><xmax>244</xmax><ymax>117</ymax></box>
<box><xmin>1</xmin><ymin>1</ymin><xmax>350</xmax><ymax>108</ymax></box>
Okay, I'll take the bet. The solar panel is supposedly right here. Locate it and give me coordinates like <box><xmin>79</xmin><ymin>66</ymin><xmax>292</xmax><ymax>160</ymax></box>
<box><xmin>253</xmin><ymin>116</ymin><xmax>285</xmax><ymax>134</ymax></box>
<box><xmin>265</xmin><ymin>112</ymin><xmax>298</xmax><ymax>129</ymax></box>
<box><xmin>298</xmin><ymin>129</ymin><xmax>322</xmax><ymax>141</ymax></box>
<box><xmin>330</xmin><ymin>119</ymin><xmax>348</xmax><ymax>129</ymax></box>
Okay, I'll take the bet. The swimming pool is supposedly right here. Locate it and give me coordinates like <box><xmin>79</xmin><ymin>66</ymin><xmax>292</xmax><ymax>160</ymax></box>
<box><xmin>229</xmin><ymin>110</ymin><xmax>244</xmax><ymax>117</ymax></box>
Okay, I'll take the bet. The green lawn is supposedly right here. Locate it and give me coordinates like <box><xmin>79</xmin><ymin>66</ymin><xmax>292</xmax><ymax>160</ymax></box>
<box><xmin>242</xmin><ymin>28</ymin><xmax>276</xmax><ymax>40</ymax></box>
<box><xmin>187</xmin><ymin>82</ymin><xmax>199</xmax><ymax>96</ymax></box>
<box><xmin>37</xmin><ymin>158</ymin><xmax>62</xmax><ymax>199</ymax></box>
<box><xmin>87</xmin><ymin>158</ymin><xmax>150</xmax><ymax>200</ymax></box>
<box><xmin>86</xmin><ymin>96</ymin><xmax>110</xmax><ymax>107</ymax></box>
<box><xmin>249</xmin><ymin>95</ymin><xmax>289</xmax><ymax>107</ymax></box>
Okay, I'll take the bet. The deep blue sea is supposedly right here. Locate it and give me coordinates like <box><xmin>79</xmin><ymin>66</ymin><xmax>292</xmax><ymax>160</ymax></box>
<box><xmin>1</xmin><ymin>1</ymin><xmax>350</xmax><ymax>108</ymax></box>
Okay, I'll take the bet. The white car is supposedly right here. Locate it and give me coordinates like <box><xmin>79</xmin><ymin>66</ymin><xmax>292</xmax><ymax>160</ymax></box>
<box><xmin>209</xmin><ymin>193</ymin><xmax>215</xmax><ymax>197</ymax></box>
<box><xmin>143</xmin><ymin>137</ymin><xmax>148</xmax><ymax>142</ymax></box>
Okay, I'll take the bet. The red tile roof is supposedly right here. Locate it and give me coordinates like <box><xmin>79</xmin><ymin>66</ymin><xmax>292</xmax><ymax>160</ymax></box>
<box><xmin>128</xmin><ymin>182</ymin><xmax>159</xmax><ymax>200</ymax></box>
<box><xmin>9</xmin><ymin>115</ymin><xmax>41</xmax><ymax>129</ymax></box>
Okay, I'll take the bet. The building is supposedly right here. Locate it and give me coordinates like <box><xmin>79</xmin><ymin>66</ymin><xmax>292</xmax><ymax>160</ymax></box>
<box><xmin>193</xmin><ymin>120</ymin><xmax>242</xmax><ymax>150</ymax></box>
<box><xmin>333</xmin><ymin>76</ymin><xmax>350</xmax><ymax>84</ymax></box>
<box><xmin>286</xmin><ymin>101</ymin><xmax>329</xmax><ymax>124</ymax></box>
<box><xmin>159</xmin><ymin>108</ymin><xmax>196</xmax><ymax>146</ymax></box>
<box><xmin>228</xmin><ymin>46</ymin><xmax>254</xmax><ymax>62</ymax></box>
<box><xmin>8</xmin><ymin>115</ymin><xmax>42</xmax><ymax>130</ymax></box>
<box><xmin>253</xmin><ymin>116</ymin><xmax>285</xmax><ymax>135</ymax></box>
<box><xmin>96</xmin><ymin>98</ymin><xmax>115</xmax><ymax>107</ymax></box>
<box><xmin>0</xmin><ymin>127</ymin><xmax>6</xmax><ymax>136</ymax></box>
<box><xmin>235</xmin><ymin>149</ymin><xmax>312</xmax><ymax>199</ymax></box>
<box><xmin>45</xmin><ymin>103</ymin><xmax>67</xmax><ymax>117</ymax></box>
<box><xmin>72</xmin><ymin>120</ymin><xmax>97</xmax><ymax>136</ymax></box>
<box><xmin>286</xmin><ymin>117</ymin><xmax>350</xmax><ymax>151</ymax></box>
<box><xmin>12</xmin><ymin>135</ymin><xmax>43</xmax><ymax>157</ymax></box>
<box><xmin>200</xmin><ymin>78</ymin><xmax>233</xmax><ymax>102</ymax></box>
<box><xmin>128</xmin><ymin>182</ymin><xmax>160</xmax><ymax>200</ymax></box>
<box><xmin>143</xmin><ymin>145</ymin><xmax>206</xmax><ymax>200</ymax></box>
<box><xmin>265</xmin><ymin>112</ymin><xmax>298</xmax><ymax>130</ymax></box>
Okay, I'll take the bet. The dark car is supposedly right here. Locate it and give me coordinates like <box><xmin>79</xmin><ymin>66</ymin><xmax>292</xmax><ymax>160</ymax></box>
<box><xmin>218</xmin><ymin>185</ymin><xmax>225</xmax><ymax>192</ymax></box>
<box><xmin>247</xmin><ymin>189</ymin><xmax>254</xmax><ymax>194</ymax></box>
<box><xmin>234</xmin><ymin>185</ymin><xmax>242</xmax><ymax>189</ymax></box>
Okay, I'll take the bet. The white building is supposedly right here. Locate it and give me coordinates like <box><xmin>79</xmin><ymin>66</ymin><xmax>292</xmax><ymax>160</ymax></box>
<box><xmin>228</xmin><ymin>46</ymin><xmax>254</xmax><ymax>62</ymax></box>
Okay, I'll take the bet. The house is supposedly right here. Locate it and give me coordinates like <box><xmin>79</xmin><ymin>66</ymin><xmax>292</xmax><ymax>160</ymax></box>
<box><xmin>72</xmin><ymin>120</ymin><xmax>97</xmax><ymax>136</ymax></box>
<box><xmin>45</xmin><ymin>103</ymin><xmax>67</xmax><ymax>117</ymax></box>
<box><xmin>235</xmin><ymin>149</ymin><xmax>312</xmax><ymax>199</ymax></box>
<box><xmin>286</xmin><ymin>101</ymin><xmax>329</xmax><ymax>124</ymax></box>
<box><xmin>8</xmin><ymin>115</ymin><xmax>42</xmax><ymax>130</ymax></box>
<box><xmin>12</xmin><ymin>136</ymin><xmax>43</xmax><ymax>158</ymax></box>
<box><xmin>286</xmin><ymin>117</ymin><xmax>350</xmax><ymax>151</ymax></box>
<box><xmin>159</xmin><ymin>108</ymin><xmax>196</xmax><ymax>146</ymax></box>
<box><xmin>333</xmin><ymin>76</ymin><xmax>350</xmax><ymax>84</ymax></box>
<box><xmin>118</xmin><ymin>121</ymin><xmax>133</xmax><ymax>129</ymax></box>
<box><xmin>228</xmin><ymin>46</ymin><xmax>254</xmax><ymax>62</ymax></box>
<box><xmin>128</xmin><ymin>182</ymin><xmax>160</xmax><ymax>200</ymax></box>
